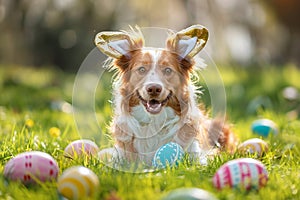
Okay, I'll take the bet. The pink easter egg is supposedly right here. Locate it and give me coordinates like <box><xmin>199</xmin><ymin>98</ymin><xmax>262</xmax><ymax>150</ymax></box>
<box><xmin>238</xmin><ymin>138</ymin><xmax>269</xmax><ymax>156</ymax></box>
<box><xmin>213</xmin><ymin>158</ymin><xmax>268</xmax><ymax>190</ymax></box>
<box><xmin>64</xmin><ymin>139</ymin><xmax>99</xmax><ymax>159</ymax></box>
<box><xmin>4</xmin><ymin>151</ymin><xmax>59</xmax><ymax>185</ymax></box>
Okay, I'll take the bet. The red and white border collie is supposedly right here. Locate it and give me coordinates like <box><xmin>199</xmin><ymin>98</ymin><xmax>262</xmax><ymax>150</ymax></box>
<box><xmin>95</xmin><ymin>25</ymin><xmax>236</xmax><ymax>165</ymax></box>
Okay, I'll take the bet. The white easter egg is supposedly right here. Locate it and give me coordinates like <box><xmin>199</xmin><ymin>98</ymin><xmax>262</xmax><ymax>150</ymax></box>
<box><xmin>4</xmin><ymin>151</ymin><xmax>59</xmax><ymax>185</ymax></box>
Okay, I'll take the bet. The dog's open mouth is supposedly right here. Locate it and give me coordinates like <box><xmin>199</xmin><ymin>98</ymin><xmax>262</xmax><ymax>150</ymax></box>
<box><xmin>137</xmin><ymin>91</ymin><xmax>172</xmax><ymax>114</ymax></box>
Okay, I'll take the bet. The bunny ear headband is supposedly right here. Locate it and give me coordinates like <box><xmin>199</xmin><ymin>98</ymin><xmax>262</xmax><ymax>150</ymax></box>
<box><xmin>95</xmin><ymin>25</ymin><xmax>208</xmax><ymax>60</ymax></box>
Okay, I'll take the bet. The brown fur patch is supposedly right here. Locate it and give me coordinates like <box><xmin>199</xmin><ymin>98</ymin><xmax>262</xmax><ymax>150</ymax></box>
<box><xmin>113</xmin><ymin>48</ymin><xmax>237</xmax><ymax>154</ymax></box>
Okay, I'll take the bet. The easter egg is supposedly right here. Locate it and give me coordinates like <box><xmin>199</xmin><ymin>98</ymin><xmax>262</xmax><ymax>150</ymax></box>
<box><xmin>213</xmin><ymin>158</ymin><xmax>268</xmax><ymax>190</ymax></box>
<box><xmin>162</xmin><ymin>188</ymin><xmax>217</xmax><ymax>200</ymax></box>
<box><xmin>282</xmin><ymin>86</ymin><xmax>299</xmax><ymax>101</ymax></box>
<box><xmin>4</xmin><ymin>151</ymin><xmax>59</xmax><ymax>185</ymax></box>
<box><xmin>64</xmin><ymin>139</ymin><xmax>99</xmax><ymax>158</ymax></box>
<box><xmin>251</xmin><ymin>119</ymin><xmax>278</xmax><ymax>137</ymax></box>
<box><xmin>57</xmin><ymin>166</ymin><xmax>99</xmax><ymax>200</ymax></box>
<box><xmin>152</xmin><ymin>142</ymin><xmax>184</xmax><ymax>169</ymax></box>
<box><xmin>238</xmin><ymin>138</ymin><xmax>268</xmax><ymax>156</ymax></box>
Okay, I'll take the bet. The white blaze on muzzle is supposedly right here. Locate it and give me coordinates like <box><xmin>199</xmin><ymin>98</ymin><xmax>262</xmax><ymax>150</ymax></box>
<box><xmin>141</xmin><ymin>50</ymin><xmax>166</xmax><ymax>114</ymax></box>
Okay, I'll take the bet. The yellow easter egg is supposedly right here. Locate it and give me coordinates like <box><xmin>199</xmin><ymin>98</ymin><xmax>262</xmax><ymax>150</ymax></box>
<box><xmin>57</xmin><ymin>166</ymin><xmax>99</xmax><ymax>200</ymax></box>
<box><xmin>238</xmin><ymin>138</ymin><xmax>268</xmax><ymax>156</ymax></box>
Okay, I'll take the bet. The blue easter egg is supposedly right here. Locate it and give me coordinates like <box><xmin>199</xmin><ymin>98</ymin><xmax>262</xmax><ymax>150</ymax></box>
<box><xmin>152</xmin><ymin>142</ymin><xmax>184</xmax><ymax>168</ymax></box>
<box><xmin>251</xmin><ymin>119</ymin><xmax>278</xmax><ymax>137</ymax></box>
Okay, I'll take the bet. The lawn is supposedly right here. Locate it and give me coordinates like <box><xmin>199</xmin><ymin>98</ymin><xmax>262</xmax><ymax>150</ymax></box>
<box><xmin>0</xmin><ymin>64</ymin><xmax>299</xmax><ymax>200</ymax></box>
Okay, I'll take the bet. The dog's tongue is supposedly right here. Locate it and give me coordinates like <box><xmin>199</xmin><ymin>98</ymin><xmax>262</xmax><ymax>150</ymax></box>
<box><xmin>146</xmin><ymin>100</ymin><xmax>162</xmax><ymax>114</ymax></box>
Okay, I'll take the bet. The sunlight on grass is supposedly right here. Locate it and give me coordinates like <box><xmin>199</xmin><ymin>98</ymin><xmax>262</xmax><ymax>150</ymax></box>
<box><xmin>0</xmin><ymin>65</ymin><xmax>300</xmax><ymax>199</ymax></box>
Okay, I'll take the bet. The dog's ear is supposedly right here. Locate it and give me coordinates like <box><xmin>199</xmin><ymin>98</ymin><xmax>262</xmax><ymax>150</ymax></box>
<box><xmin>95</xmin><ymin>27</ymin><xmax>144</xmax><ymax>59</ymax></box>
<box><xmin>166</xmin><ymin>25</ymin><xmax>208</xmax><ymax>59</ymax></box>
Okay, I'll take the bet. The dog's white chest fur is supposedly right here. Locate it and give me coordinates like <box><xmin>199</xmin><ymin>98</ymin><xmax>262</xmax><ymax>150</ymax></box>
<box><xmin>130</xmin><ymin>105</ymin><xmax>180</xmax><ymax>154</ymax></box>
<box><xmin>113</xmin><ymin>104</ymin><xmax>209</xmax><ymax>165</ymax></box>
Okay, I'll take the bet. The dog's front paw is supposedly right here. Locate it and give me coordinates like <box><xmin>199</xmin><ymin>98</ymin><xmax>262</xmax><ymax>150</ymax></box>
<box><xmin>190</xmin><ymin>153</ymin><xmax>208</xmax><ymax>166</ymax></box>
<box><xmin>98</xmin><ymin>147</ymin><xmax>123</xmax><ymax>164</ymax></box>
<box><xmin>186</xmin><ymin>140</ymin><xmax>219</xmax><ymax>166</ymax></box>
<box><xmin>98</xmin><ymin>146</ymin><xmax>139</xmax><ymax>164</ymax></box>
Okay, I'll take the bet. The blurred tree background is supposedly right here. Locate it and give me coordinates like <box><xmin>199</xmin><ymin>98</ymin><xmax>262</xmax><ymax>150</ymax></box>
<box><xmin>0</xmin><ymin>0</ymin><xmax>299</xmax><ymax>71</ymax></box>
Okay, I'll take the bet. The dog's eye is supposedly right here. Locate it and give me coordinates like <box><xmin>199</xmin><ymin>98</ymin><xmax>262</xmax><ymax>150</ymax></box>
<box><xmin>164</xmin><ymin>67</ymin><xmax>172</xmax><ymax>75</ymax></box>
<box><xmin>138</xmin><ymin>66</ymin><xmax>146</xmax><ymax>74</ymax></box>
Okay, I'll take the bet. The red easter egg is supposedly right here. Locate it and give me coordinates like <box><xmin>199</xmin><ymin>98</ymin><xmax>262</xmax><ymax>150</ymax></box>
<box><xmin>4</xmin><ymin>151</ymin><xmax>59</xmax><ymax>185</ymax></box>
<box><xmin>213</xmin><ymin>158</ymin><xmax>268</xmax><ymax>190</ymax></box>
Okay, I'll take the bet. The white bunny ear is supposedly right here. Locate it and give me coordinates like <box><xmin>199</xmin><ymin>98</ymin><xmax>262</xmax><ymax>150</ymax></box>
<box><xmin>94</xmin><ymin>32</ymin><xmax>132</xmax><ymax>58</ymax></box>
<box><xmin>167</xmin><ymin>25</ymin><xmax>209</xmax><ymax>59</ymax></box>
<box><xmin>94</xmin><ymin>26</ymin><xmax>144</xmax><ymax>58</ymax></box>
<box><xmin>177</xmin><ymin>37</ymin><xmax>198</xmax><ymax>58</ymax></box>
<box><xmin>107</xmin><ymin>39</ymin><xmax>131</xmax><ymax>57</ymax></box>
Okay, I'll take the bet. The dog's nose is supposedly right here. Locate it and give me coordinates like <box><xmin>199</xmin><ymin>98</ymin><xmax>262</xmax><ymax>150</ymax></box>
<box><xmin>146</xmin><ymin>84</ymin><xmax>162</xmax><ymax>96</ymax></box>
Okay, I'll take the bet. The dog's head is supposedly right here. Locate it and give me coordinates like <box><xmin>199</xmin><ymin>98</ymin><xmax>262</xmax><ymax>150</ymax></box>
<box><xmin>95</xmin><ymin>25</ymin><xmax>208</xmax><ymax>115</ymax></box>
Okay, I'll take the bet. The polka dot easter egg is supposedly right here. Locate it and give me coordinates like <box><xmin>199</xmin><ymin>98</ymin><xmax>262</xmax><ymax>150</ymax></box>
<box><xmin>251</xmin><ymin>119</ymin><xmax>278</xmax><ymax>137</ymax></box>
<box><xmin>162</xmin><ymin>188</ymin><xmax>218</xmax><ymax>200</ymax></box>
<box><xmin>57</xmin><ymin>166</ymin><xmax>99</xmax><ymax>200</ymax></box>
<box><xmin>4</xmin><ymin>151</ymin><xmax>59</xmax><ymax>185</ymax></box>
<box><xmin>238</xmin><ymin>138</ymin><xmax>269</xmax><ymax>156</ymax></box>
<box><xmin>213</xmin><ymin>158</ymin><xmax>268</xmax><ymax>190</ymax></box>
<box><xmin>64</xmin><ymin>139</ymin><xmax>99</xmax><ymax>159</ymax></box>
<box><xmin>152</xmin><ymin>142</ymin><xmax>184</xmax><ymax>169</ymax></box>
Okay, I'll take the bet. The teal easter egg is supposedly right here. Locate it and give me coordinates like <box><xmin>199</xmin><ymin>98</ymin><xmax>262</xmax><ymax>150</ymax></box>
<box><xmin>162</xmin><ymin>188</ymin><xmax>217</xmax><ymax>200</ymax></box>
<box><xmin>251</xmin><ymin>119</ymin><xmax>278</xmax><ymax>137</ymax></box>
<box><xmin>152</xmin><ymin>142</ymin><xmax>184</xmax><ymax>169</ymax></box>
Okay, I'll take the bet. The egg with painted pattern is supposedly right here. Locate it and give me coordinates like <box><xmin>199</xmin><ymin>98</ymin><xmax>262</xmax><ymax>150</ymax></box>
<box><xmin>4</xmin><ymin>151</ymin><xmax>59</xmax><ymax>185</ymax></box>
<box><xmin>64</xmin><ymin>139</ymin><xmax>99</xmax><ymax>159</ymax></box>
<box><xmin>213</xmin><ymin>158</ymin><xmax>268</xmax><ymax>190</ymax></box>
<box><xmin>57</xmin><ymin>166</ymin><xmax>99</xmax><ymax>200</ymax></box>
<box><xmin>152</xmin><ymin>142</ymin><xmax>184</xmax><ymax>169</ymax></box>
<box><xmin>238</xmin><ymin>138</ymin><xmax>269</xmax><ymax>156</ymax></box>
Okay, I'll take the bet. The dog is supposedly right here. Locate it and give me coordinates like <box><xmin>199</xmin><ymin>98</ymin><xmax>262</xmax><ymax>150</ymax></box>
<box><xmin>95</xmin><ymin>25</ymin><xmax>236</xmax><ymax>166</ymax></box>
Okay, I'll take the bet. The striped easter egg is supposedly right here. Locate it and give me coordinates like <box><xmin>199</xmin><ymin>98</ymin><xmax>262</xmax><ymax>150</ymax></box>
<box><xmin>64</xmin><ymin>139</ymin><xmax>99</xmax><ymax>159</ymax></box>
<box><xmin>4</xmin><ymin>151</ymin><xmax>59</xmax><ymax>185</ymax></box>
<box><xmin>57</xmin><ymin>166</ymin><xmax>99</xmax><ymax>200</ymax></box>
<box><xmin>251</xmin><ymin>119</ymin><xmax>278</xmax><ymax>137</ymax></box>
<box><xmin>238</xmin><ymin>138</ymin><xmax>269</xmax><ymax>156</ymax></box>
<box><xmin>152</xmin><ymin>142</ymin><xmax>184</xmax><ymax>169</ymax></box>
<box><xmin>213</xmin><ymin>158</ymin><xmax>268</xmax><ymax>190</ymax></box>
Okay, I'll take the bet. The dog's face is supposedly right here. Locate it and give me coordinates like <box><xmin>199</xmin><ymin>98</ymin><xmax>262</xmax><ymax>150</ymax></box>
<box><xmin>95</xmin><ymin>25</ymin><xmax>209</xmax><ymax>115</ymax></box>
<box><xmin>127</xmin><ymin>49</ymin><xmax>185</xmax><ymax>114</ymax></box>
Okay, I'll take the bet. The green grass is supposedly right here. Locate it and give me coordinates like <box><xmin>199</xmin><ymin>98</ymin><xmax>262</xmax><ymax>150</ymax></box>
<box><xmin>0</xmin><ymin>64</ymin><xmax>300</xmax><ymax>199</ymax></box>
